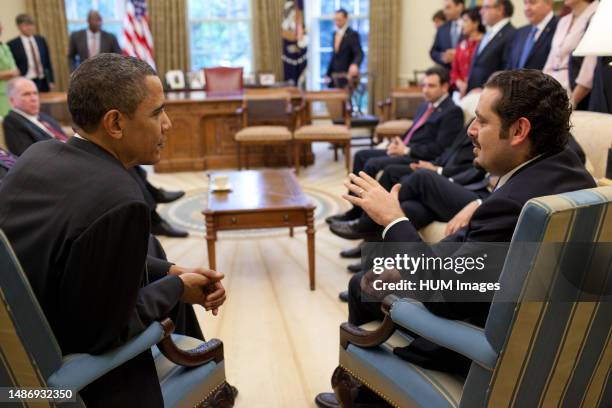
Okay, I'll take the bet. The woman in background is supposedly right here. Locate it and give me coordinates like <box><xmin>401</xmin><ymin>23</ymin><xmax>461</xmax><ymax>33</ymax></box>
<box><xmin>450</xmin><ymin>7</ymin><xmax>485</xmax><ymax>98</ymax></box>
<box><xmin>0</xmin><ymin>21</ymin><xmax>19</xmax><ymax>117</ymax></box>
<box><xmin>543</xmin><ymin>0</ymin><xmax>599</xmax><ymax>109</ymax></box>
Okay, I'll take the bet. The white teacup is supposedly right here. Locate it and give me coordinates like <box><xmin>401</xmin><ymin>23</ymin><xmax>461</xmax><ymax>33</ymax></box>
<box><xmin>213</xmin><ymin>175</ymin><xmax>229</xmax><ymax>190</ymax></box>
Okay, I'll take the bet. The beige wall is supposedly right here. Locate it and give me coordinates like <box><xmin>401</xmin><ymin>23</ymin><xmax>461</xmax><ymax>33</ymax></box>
<box><xmin>1</xmin><ymin>0</ymin><xmax>27</xmax><ymax>41</ymax></box>
<box><xmin>399</xmin><ymin>0</ymin><xmax>529</xmax><ymax>83</ymax></box>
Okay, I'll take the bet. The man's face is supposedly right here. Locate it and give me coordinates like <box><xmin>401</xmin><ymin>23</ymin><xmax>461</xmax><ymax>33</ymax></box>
<box><xmin>444</xmin><ymin>0</ymin><xmax>463</xmax><ymax>21</ymax></box>
<box><xmin>524</xmin><ymin>0</ymin><xmax>552</xmax><ymax>25</ymax></box>
<box><xmin>88</xmin><ymin>12</ymin><xmax>103</xmax><ymax>32</ymax></box>
<box><xmin>119</xmin><ymin>76</ymin><xmax>172</xmax><ymax>165</ymax></box>
<box><xmin>480</xmin><ymin>0</ymin><xmax>503</xmax><ymax>26</ymax></box>
<box><xmin>18</xmin><ymin>22</ymin><xmax>35</xmax><ymax>37</ymax></box>
<box><xmin>421</xmin><ymin>74</ymin><xmax>447</xmax><ymax>103</ymax></box>
<box><xmin>468</xmin><ymin>88</ymin><xmax>515</xmax><ymax>175</ymax></box>
<box><xmin>9</xmin><ymin>79</ymin><xmax>40</xmax><ymax>116</ymax></box>
<box><xmin>334</xmin><ymin>12</ymin><xmax>347</xmax><ymax>29</ymax></box>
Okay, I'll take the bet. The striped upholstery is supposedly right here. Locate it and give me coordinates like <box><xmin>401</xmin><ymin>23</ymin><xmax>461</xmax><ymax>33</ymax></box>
<box><xmin>338</xmin><ymin>187</ymin><xmax>612</xmax><ymax>408</ymax></box>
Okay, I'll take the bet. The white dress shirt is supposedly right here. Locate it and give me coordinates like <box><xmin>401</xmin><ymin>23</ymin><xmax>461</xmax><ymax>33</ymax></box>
<box><xmin>86</xmin><ymin>30</ymin><xmax>101</xmax><ymax>57</ymax></box>
<box><xmin>19</xmin><ymin>35</ymin><xmax>43</xmax><ymax>80</ymax></box>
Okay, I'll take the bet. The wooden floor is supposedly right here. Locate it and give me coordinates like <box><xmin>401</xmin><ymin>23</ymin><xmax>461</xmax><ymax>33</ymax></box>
<box><xmin>149</xmin><ymin>143</ymin><xmax>365</xmax><ymax>407</ymax></box>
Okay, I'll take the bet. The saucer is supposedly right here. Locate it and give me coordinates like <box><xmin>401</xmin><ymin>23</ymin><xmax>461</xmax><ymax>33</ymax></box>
<box><xmin>210</xmin><ymin>183</ymin><xmax>232</xmax><ymax>192</ymax></box>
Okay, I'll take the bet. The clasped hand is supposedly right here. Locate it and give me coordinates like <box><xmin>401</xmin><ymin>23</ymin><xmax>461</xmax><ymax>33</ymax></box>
<box><xmin>169</xmin><ymin>265</ymin><xmax>226</xmax><ymax>316</ymax></box>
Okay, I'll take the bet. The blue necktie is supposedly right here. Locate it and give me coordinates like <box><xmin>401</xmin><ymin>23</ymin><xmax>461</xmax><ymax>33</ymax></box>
<box><xmin>518</xmin><ymin>26</ymin><xmax>538</xmax><ymax>68</ymax></box>
<box><xmin>450</xmin><ymin>21</ymin><xmax>460</xmax><ymax>48</ymax></box>
<box><xmin>477</xmin><ymin>30</ymin><xmax>492</xmax><ymax>55</ymax></box>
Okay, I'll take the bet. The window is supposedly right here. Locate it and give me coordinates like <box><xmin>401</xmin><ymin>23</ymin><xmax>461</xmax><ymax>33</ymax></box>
<box><xmin>305</xmin><ymin>0</ymin><xmax>369</xmax><ymax>91</ymax></box>
<box><xmin>65</xmin><ymin>0</ymin><xmax>125</xmax><ymax>46</ymax></box>
<box><xmin>188</xmin><ymin>0</ymin><xmax>252</xmax><ymax>73</ymax></box>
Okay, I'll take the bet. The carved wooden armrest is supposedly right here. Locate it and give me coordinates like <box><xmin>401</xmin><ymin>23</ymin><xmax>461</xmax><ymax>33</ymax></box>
<box><xmin>156</xmin><ymin>318</ymin><xmax>224</xmax><ymax>367</ymax></box>
<box><xmin>339</xmin><ymin>296</ymin><xmax>396</xmax><ymax>349</ymax></box>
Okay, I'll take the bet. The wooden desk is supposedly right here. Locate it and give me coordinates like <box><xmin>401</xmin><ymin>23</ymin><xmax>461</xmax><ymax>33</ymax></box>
<box><xmin>203</xmin><ymin>169</ymin><xmax>316</xmax><ymax>290</ymax></box>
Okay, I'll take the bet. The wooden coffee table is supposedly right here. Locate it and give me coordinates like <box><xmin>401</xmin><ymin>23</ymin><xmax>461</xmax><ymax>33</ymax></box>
<box><xmin>203</xmin><ymin>169</ymin><xmax>317</xmax><ymax>289</ymax></box>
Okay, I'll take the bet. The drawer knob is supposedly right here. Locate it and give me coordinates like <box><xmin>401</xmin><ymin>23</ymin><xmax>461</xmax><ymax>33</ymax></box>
<box><xmin>283</xmin><ymin>214</ymin><xmax>289</xmax><ymax>222</ymax></box>
<box><xmin>231</xmin><ymin>217</ymin><xmax>238</xmax><ymax>224</ymax></box>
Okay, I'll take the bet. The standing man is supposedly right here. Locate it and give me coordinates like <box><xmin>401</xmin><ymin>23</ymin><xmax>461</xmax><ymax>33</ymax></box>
<box><xmin>7</xmin><ymin>14</ymin><xmax>54</xmax><ymax>92</ymax></box>
<box><xmin>430</xmin><ymin>0</ymin><xmax>465</xmax><ymax>70</ymax></box>
<box><xmin>325</xmin><ymin>8</ymin><xmax>363</xmax><ymax>88</ymax></box>
<box><xmin>507</xmin><ymin>0</ymin><xmax>557</xmax><ymax>70</ymax></box>
<box><xmin>466</xmin><ymin>0</ymin><xmax>516</xmax><ymax>92</ymax></box>
<box><xmin>68</xmin><ymin>10</ymin><xmax>121</xmax><ymax>71</ymax></box>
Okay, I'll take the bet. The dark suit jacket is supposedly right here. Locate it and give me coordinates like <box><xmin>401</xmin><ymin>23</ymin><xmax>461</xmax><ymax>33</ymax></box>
<box><xmin>404</xmin><ymin>97</ymin><xmax>465</xmax><ymax>161</ymax></box>
<box><xmin>589</xmin><ymin>57</ymin><xmax>612</xmax><ymax>114</ymax></box>
<box><xmin>0</xmin><ymin>137</ymin><xmax>180</xmax><ymax>406</ymax></box>
<box><xmin>430</xmin><ymin>20</ymin><xmax>456</xmax><ymax>69</ymax></box>
<box><xmin>7</xmin><ymin>35</ymin><xmax>54</xmax><ymax>83</ymax></box>
<box><xmin>433</xmin><ymin>126</ymin><xmax>477</xmax><ymax>177</ymax></box>
<box><xmin>326</xmin><ymin>27</ymin><xmax>363</xmax><ymax>77</ymax></box>
<box><xmin>68</xmin><ymin>29</ymin><xmax>121</xmax><ymax>70</ymax></box>
<box><xmin>3</xmin><ymin>110</ymin><xmax>64</xmax><ymax>156</ymax></box>
<box><xmin>506</xmin><ymin>17</ymin><xmax>557</xmax><ymax>70</ymax></box>
<box><xmin>467</xmin><ymin>22</ymin><xmax>516</xmax><ymax>91</ymax></box>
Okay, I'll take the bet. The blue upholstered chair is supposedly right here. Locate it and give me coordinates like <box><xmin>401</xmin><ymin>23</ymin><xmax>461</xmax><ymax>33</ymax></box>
<box><xmin>0</xmin><ymin>230</ymin><xmax>234</xmax><ymax>407</ymax></box>
<box><xmin>333</xmin><ymin>186</ymin><xmax>612</xmax><ymax>407</ymax></box>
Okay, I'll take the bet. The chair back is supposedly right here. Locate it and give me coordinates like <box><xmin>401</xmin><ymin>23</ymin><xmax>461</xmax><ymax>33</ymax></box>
<box><xmin>243</xmin><ymin>89</ymin><xmax>293</xmax><ymax>128</ymax></box>
<box><xmin>204</xmin><ymin>66</ymin><xmax>244</xmax><ymax>93</ymax></box>
<box><xmin>461</xmin><ymin>187</ymin><xmax>612</xmax><ymax>407</ymax></box>
<box><xmin>391</xmin><ymin>88</ymin><xmax>424</xmax><ymax>120</ymax></box>
<box><xmin>0</xmin><ymin>230</ymin><xmax>63</xmax><ymax>396</ymax></box>
<box><xmin>570</xmin><ymin>111</ymin><xmax>612</xmax><ymax>179</ymax></box>
<box><xmin>305</xmin><ymin>90</ymin><xmax>350</xmax><ymax>126</ymax></box>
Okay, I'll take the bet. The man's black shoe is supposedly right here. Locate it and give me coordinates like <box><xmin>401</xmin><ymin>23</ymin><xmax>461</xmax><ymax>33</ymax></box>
<box><xmin>347</xmin><ymin>262</ymin><xmax>362</xmax><ymax>273</ymax></box>
<box><xmin>326</xmin><ymin>212</ymin><xmax>352</xmax><ymax>225</ymax></box>
<box><xmin>338</xmin><ymin>290</ymin><xmax>349</xmax><ymax>302</ymax></box>
<box><xmin>315</xmin><ymin>390</ymin><xmax>390</xmax><ymax>407</ymax></box>
<box><xmin>152</xmin><ymin>219</ymin><xmax>189</xmax><ymax>238</ymax></box>
<box><xmin>155</xmin><ymin>188</ymin><xmax>185</xmax><ymax>203</ymax></box>
<box><xmin>330</xmin><ymin>220</ymin><xmax>376</xmax><ymax>240</ymax></box>
<box><xmin>315</xmin><ymin>392</ymin><xmax>339</xmax><ymax>408</ymax></box>
<box><xmin>340</xmin><ymin>241</ymin><xmax>364</xmax><ymax>258</ymax></box>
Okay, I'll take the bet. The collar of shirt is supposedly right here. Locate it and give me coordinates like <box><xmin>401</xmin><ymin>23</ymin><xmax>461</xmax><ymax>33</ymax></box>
<box><xmin>87</xmin><ymin>29</ymin><xmax>100</xmax><ymax>39</ymax></box>
<box><xmin>336</xmin><ymin>24</ymin><xmax>349</xmax><ymax>38</ymax></box>
<box><xmin>73</xmin><ymin>132</ymin><xmax>86</xmax><ymax>140</ymax></box>
<box><xmin>12</xmin><ymin>108</ymin><xmax>58</xmax><ymax>138</ymax></box>
<box><xmin>432</xmin><ymin>93</ymin><xmax>448</xmax><ymax>109</ymax></box>
<box><xmin>533</xmin><ymin>10</ymin><xmax>554</xmax><ymax>41</ymax></box>
<box><xmin>486</xmin><ymin>17</ymin><xmax>510</xmax><ymax>39</ymax></box>
<box><xmin>19</xmin><ymin>34</ymin><xmax>34</xmax><ymax>42</ymax></box>
<box><xmin>495</xmin><ymin>154</ymin><xmax>542</xmax><ymax>191</ymax></box>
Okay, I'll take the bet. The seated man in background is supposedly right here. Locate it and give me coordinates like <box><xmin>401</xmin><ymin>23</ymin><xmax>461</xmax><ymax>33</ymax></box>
<box><xmin>316</xmin><ymin>69</ymin><xmax>595</xmax><ymax>408</ymax></box>
<box><xmin>3</xmin><ymin>76</ymin><xmax>188</xmax><ymax>237</ymax></box>
<box><xmin>326</xmin><ymin>66</ymin><xmax>464</xmax><ymax>226</ymax></box>
<box><xmin>0</xmin><ymin>54</ymin><xmax>226</xmax><ymax>407</ymax></box>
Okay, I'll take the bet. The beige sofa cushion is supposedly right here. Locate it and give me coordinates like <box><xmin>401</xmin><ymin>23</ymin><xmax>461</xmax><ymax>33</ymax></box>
<box><xmin>375</xmin><ymin>119</ymin><xmax>414</xmax><ymax>136</ymax></box>
<box><xmin>570</xmin><ymin>111</ymin><xmax>612</xmax><ymax>179</ymax></box>
<box><xmin>235</xmin><ymin>126</ymin><xmax>292</xmax><ymax>141</ymax></box>
<box><xmin>294</xmin><ymin>124</ymin><xmax>350</xmax><ymax>140</ymax></box>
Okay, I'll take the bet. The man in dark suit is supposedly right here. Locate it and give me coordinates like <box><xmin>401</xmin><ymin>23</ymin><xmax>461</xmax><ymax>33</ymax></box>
<box><xmin>325</xmin><ymin>8</ymin><xmax>363</xmax><ymax>88</ymax></box>
<box><xmin>3</xmin><ymin>76</ymin><xmax>188</xmax><ymax>238</ymax></box>
<box><xmin>7</xmin><ymin>14</ymin><xmax>54</xmax><ymax>92</ymax></box>
<box><xmin>315</xmin><ymin>69</ymin><xmax>596</xmax><ymax>408</ymax></box>
<box><xmin>325</xmin><ymin>66</ymin><xmax>464</xmax><ymax>225</ymax></box>
<box><xmin>506</xmin><ymin>0</ymin><xmax>557</xmax><ymax>70</ymax></box>
<box><xmin>466</xmin><ymin>0</ymin><xmax>516</xmax><ymax>92</ymax></box>
<box><xmin>589</xmin><ymin>57</ymin><xmax>612</xmax><ymax>114</ymax></box>
<box><xmin>430</xmin><ymin>0</ymin><xmax>465</xmax><ymax>70</ymax></box>
<box><xmin>0</xmin><ymin>54</ymin><xmax>228</xmax><ymax>407</ymax></box>
<box><xmin>68</xmin><ymin>10</ymin><xmax>121</xmax><ymax>71</ymax></box>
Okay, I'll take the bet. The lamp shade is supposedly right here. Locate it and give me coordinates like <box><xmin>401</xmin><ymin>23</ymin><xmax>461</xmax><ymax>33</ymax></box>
<box><xmin>574</xmin><ymin>0</ymin><xmax>612</xmax><ymax>56</ymax></box>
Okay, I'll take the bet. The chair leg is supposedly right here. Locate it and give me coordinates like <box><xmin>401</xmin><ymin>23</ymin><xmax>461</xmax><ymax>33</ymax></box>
<box><xmin>294</xmin><ymin>141</ymin><xmax>300</xmax><ymax>175</ymax></box>
<box><xmin>333</xmin><ymin>143</ymin><xmax>339</xmax><ymax>161</ymax></box>
<box><xmin>245</xmin><ymin>145</ymin><xmax>249</xmax><ymax>169</ymax></box>
<box><xmin>237</xmin><ymin>143</ymin><xmax>242</xmax><ymax>170</ymax></box>
<box><xmin>344</xmin><ymin>142</ymin><xmax>351</xmax><ymax>173</ymax></box>
<box><xmin>332</xmin><ymin>366</ymin><xmax>360</xmax><ymax>408</ymax></box>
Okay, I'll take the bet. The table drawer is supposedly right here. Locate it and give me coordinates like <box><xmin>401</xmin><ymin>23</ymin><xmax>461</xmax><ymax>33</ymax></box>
<box><xmin>215</xmin><ymin>211</ymin><xmax>307</xmax><ymax>229</ymax></box>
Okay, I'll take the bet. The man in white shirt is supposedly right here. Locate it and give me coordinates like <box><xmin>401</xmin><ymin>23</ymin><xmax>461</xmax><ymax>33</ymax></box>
<box><xmin>7</xmin><ymin>14</ymin><xmax>54</xmax><ymax>92</ymax></box>
<box><xmin>68</xmin><ymin>10</ymin><xmax>122</xmax><ymax>71</ymax></box>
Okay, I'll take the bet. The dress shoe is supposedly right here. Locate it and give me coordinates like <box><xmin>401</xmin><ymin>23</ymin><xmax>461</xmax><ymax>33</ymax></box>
<box><xmin>326</xmin><ymin>212</ymin><xmax>352</xmax><ymax>225</ymax></box>
<box><xmin>315</xmin><ymin>391</ymin><xmax>389</xmax><ymax>407</ymax></box>
<box><xmin>340</xmin><ymin>242</ymin><xmax>363</xmax><ymax>258</ymax></box>
<box><xmin>330</xmin><ymin>220</ymin><xmax>376</xmax><ymax>240</ymax></box>
<box><xmin>151</xmin><ymin>219</ymin><xmax>189</xmax><ymax>238</ymax></box>
<box><xmin>315</xmin><ymin>392</ymin><xmax>339</xmax><ymax>408</ymax></box>
<box><xmin>338</xmin><ymin>290</ymin><xmax>348</xmax><ymax>302</ymax></box>
<box><xmin>155</xmin><ymin>188</ymin><xmax>185</xmax><ymax>204</ymax></box>
<box><xmin>347</xmin><ymin>262</ymin><xmax>363</xmax><ymax>273</ymax></box>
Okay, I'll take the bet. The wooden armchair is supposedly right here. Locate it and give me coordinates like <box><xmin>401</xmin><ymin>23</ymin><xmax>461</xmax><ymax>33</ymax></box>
<box><xmin>0</xmin><ymin>229</ymin><xmax>235</xmax><ymax>407</ymax></box>
<box><xmin>375</xmin><ymin>87</ymin><xmax>424</xmax><ymax>142</ymax></box>
<box><xmin>234</xmin><ymin>90</ymin><xmax>298</xmax><ymax>169</ymax></box>
<box><xmin>294</xmin><ymin>90</ymin><xmax>352</xmax><ymax>174</ymax></box>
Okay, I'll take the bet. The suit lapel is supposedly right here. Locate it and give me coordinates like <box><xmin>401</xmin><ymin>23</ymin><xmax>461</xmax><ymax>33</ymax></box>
<box><xmin>526</xmin><ymin>18</ymin><xmax>555</xmax><ymax>64</ymax></box>
<box><xmin>479</xmin><ymin>25</ymin><xmax>506</xmax><ymax>59</ymax></box>
<box><xmin>13</xmin><ymin>112</ymin><xmax>52</xmax><ymax>142</ymax></box>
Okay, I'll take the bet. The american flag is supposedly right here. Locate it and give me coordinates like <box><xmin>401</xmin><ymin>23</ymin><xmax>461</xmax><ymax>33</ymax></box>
<box><xmin>122</xmin><ymin>0</ymin><xmax>156</xmax><ymax>69</ymax></box>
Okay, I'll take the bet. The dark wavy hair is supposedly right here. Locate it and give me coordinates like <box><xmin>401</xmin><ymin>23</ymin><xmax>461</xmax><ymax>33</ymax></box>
<box><xmin>462</xmin><ymin>7</ymin><xmax>486</xmax><ymax>34</ymax></box>
<box><xmin>484</xmin><ymin>69</ymin><xmax>571</xmax><ymax>158</ymax></box>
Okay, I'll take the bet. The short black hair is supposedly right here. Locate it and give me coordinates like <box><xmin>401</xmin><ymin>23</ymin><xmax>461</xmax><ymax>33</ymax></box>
<box><xmin>68</xmin><ymin>53</ymin><xmax>157</xmax><ymax>133</ymax></box>
<box><xmin>336</xmin><ymin>8</ymin><xmax>348</xmax><ymax>18</ymax></box>
<box><xmin>432</xmin><ymin>10</ymin><xmax>446</xmax><ymax>22</ymax></box>
<box><xmin>462</xmin><ymin>7</ymin><xmax>486</xmax><ymax>34</ymax></box>
<box><xmin>498</xmin><ymin>0</ymin><xmax>514</xmax><ymax>17</ymax></box>
<box><xmin>484</xmin><ymin>69</ymin><xmax>571</xmax><ymax>157</ymax></box>
<box><xmin>425</xmin><ymin>66</ymin><xmax>450</xmax><ymax>85</ymax></box>
<box><xmin>450</xmin><ymin>0</ymin><xmax>465</xmax><ymax>6</ymax></box>
<box><xmin>15</xmin><ymin>14</ymin><xmax>34</xmax><ymax>25</ymax></box>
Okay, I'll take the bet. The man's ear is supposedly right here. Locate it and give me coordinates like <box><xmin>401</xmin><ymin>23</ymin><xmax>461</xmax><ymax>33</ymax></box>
<box><xmin>102</xmin><ymin>110</ymin><xmax>123</xmax><ymax>140</ymax></box>
<box><xmin>509</xmin><ymin>117</ymin><xmax>531</xmax><ymax>147</ymax></box>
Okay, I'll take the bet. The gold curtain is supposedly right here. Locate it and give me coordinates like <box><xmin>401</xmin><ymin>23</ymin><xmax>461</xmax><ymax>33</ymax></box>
<box><xmin>148</xmin><ymin>0</ymin><xmax>190</xmax><ymax>79</ymax></box>
<box><xmin>251</xmin><ymin>0</ymin><xmax>284</xmax><ymax>79</ymax></box>
<box><xmin>26</xmin><ymin>0</ymin><xmax>70</xmax><ymax>91</ymax></box>
<box><xmin>367</xmin><ymin>0</ymin><xmax>401</xmax><ymax>113</ymax></box>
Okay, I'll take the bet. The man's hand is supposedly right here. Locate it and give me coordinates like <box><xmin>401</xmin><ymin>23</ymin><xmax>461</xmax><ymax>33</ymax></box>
<box><xmin>386</xmin><ymin>136</ymin><xmax>409</xmax><ymax>156</ymax></box>
<box><xmin>170</xmin><ymin>266</ymin><xmax>226</xmax><ymax>315</ymax></box>
<box><xmin>445</xmin><ymin>199</ymin><xmax>480</xmax><ymax>236</ymax></box>
<box><xmin>360</xmin><ymin>267</ymin><xmax>402</xmax><ymax>301</ymax></box>
<box><xmin>410</xmin><ymin>160</ymin><xmax>439</xmax><ymax>172</ymax></box>
<box><xmin>342</xmin><ymin>172</ymin><xmax>404</xmax><ymax>227</ymax></box>
<box><xmin>456</xmin><ymin>79</ymin><xmax>467</xmax><ymax>98</ymax></box>
<box><xmin>348</xmin><ymin>63</ymin><xmax>360</xmax><ymax>78</ymax></box>
<box><xmin>48</xmin><ymin>82</ymin><xmax>56</xmax><ymax>91</ymax></box>
<box><xmin>442</xmin><ymin>49</ymin><xmax>456</xmax><ymax>64</ymax></box>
